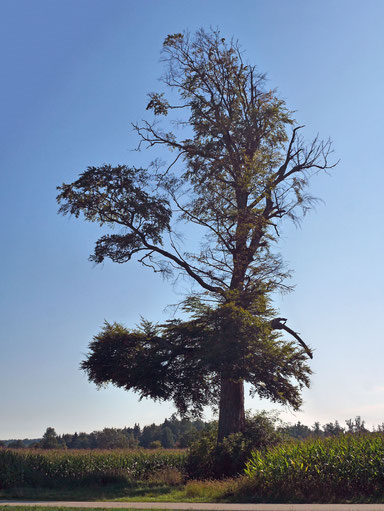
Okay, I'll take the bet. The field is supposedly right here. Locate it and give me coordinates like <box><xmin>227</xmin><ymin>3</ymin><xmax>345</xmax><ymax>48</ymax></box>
<box><xmin>0</xmin><ymin>449</ymin><xmax>185</xmax><ymax>489</ymax></box>
<box><xmin>2</xmin><ymin>434</ymin><xmax>384</xmax><ymax>503</ymax></box>
<box><xmin>240</xmin><ymin>433</ymin><xmax>384</xmax><ymax>502</ymax></box>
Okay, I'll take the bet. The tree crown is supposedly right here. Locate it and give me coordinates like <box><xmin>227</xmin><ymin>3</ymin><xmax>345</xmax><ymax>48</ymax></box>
<box><xmin>57</xmin><ymin>28</ymin><xmax>334</xmax><ymax>419</ymax></box>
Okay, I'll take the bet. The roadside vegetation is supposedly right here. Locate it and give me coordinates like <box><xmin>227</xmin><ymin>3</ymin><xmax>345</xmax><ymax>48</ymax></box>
<box><xmin>0</xmin><ymin>508</ymin><xmax>174</xmax><ymax>511</ymax></box>
<box><xmin>2</xmin><ymin>414</ymin><xmax>384</xmax><ymax>503</ymax></box>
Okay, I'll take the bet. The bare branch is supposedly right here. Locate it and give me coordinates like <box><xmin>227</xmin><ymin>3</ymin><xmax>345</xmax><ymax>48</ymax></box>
<box><xmin>270</xmin><ymin>318</ymin><xmax>313</xmax><ymax>359</ymax></box>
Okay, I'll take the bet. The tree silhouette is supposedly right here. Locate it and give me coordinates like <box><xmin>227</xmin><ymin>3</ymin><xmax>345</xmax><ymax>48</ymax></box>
<box><xmin>58</xmin><ymin>29</ymin><xmax>334</xmax><ymax>441</ymax></box>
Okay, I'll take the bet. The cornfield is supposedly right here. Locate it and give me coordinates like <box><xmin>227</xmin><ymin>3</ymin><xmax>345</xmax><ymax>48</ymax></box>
<box><xmin>243</xmin><ymin>433</ymin><xmax>384</xmax><ymax>502</ymax></box>
<box><xmin>0</xmin><ymin>448</ymin><xmax>186</xmax><ymax>488</ymax></box>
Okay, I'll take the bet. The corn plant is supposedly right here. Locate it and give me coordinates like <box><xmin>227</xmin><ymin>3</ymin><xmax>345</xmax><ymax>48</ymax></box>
<box><xmin>0</xmin><ymin>448</ymin><xmax>186</xmax><ymax>488</ymax></box>
<box><xmin>243</xmin><ymin>433</ymin><xmax>384</xmax><ymax>502</ymax></box>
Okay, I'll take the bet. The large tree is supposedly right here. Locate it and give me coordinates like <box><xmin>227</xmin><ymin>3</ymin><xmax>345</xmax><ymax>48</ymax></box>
<box><xmin>57</xmin><ymin>29</ymin><xmax>334</xmax><ymax>442</ymax></box>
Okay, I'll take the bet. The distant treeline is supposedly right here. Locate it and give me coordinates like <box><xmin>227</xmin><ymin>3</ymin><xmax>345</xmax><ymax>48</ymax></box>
<box><xmin>0</xmin><ymin>415</ymin><xmax>206</xmax><ymax>449</ymax></box>
<box><xmin>1</xmin><ymin>414</ymin><xmax>383</xmax><ymax>450</ymax></box>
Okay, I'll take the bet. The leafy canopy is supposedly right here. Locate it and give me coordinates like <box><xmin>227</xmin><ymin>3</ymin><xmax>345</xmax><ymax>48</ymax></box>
<box><xmin>81</xmin><ymin>298</ymin><xmax>311</xmax><ymax>418</ymax></box>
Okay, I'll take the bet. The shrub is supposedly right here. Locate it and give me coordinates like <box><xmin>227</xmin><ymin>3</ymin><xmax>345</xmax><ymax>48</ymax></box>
<box><xmin>146</xmin><ymin>466</ymin><xmax>184</xmax><ymax>485</ymax></box>
<box><xmin>149</xmin><ymin>440</ymin><xmax>162</xmax><ymax>449</ymax></box>
<box><xmin>186</xmin><ymin>411</ymin><xmax>281</xmax><ymax>479</ymax></box>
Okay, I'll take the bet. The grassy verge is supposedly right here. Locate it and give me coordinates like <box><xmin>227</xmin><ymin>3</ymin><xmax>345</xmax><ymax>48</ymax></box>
<box><xmin>0</xmin><ymin>484</ymin><xmax>181</xmax><ymax>503</ymax></box>
<box><xmin>0</xmin><ymin>508</ymin><xmax>180</xmax><ymax>511</ymax></box>
<box><xmin>2</xmin><ymin>476</ymin><xmax>384</xmax><ymax>504</ymax></box>
<box><xmin>0</xmin><ymin>479</ymin><xmax>239</xmax><ymax>504</ymax></box>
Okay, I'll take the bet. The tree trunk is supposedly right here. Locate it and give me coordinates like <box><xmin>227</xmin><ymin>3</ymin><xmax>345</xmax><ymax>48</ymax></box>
<box><xmin>217</xmin><ymin>377</ymin><xmax>245</xmax><ymax>443</ymax></box>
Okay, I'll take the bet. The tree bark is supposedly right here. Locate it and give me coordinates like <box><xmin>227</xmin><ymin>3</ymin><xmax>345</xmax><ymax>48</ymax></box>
<box><xmin>217</xmin><ymin>378</ymin><xmax>246</xmax><ymax>443</ymax></box>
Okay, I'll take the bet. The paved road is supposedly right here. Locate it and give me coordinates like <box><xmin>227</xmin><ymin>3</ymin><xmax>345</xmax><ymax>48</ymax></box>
<box><xmin>2</xmin><ymin>502</ymin><xmax>384</xmax><ymax>511</ymax></box>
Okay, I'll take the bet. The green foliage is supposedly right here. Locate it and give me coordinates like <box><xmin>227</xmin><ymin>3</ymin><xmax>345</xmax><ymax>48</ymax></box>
<box><xmin>6</xmin><ymin>440</ymin><xmax>24</xmax><ymax>449</ymax></box>
<box><xmin>40</xmin><ymin>428</ymin><xmax>61</xmax><ymax>450</ymax></box>
<box><xmin>278</xmin><ymin>421</ymin><xmax>312</xmax><ymax>440</ymax></box>
<box><xmin>0</xmin><ymin>448</ymin><xmax>186</xmax><ymax>489</ymax></box>
<box><xmin>66</xmin><ymin>432</ymin><xmax>92</xmax><ymax>449</ymax></box>
<box><xmin>149</xmin><ymin>441</ymin><xmax>162</xmax><ymax>449</ymax></box>
<box><xmin>57</xmin><ymin>165</ymin><xmax>172</xmax><ymax>265</ymax></box>
<box><xmin>161</xmin><ymin>427</ymin><xmax>175</xmax><ymax>449</ymax></box>
<box><xmin>345</xmin><ymin>416</ymin><xmax>367</xmax><ymax>434</ymax></box>
<box><xmin>243</xmin><ymin>433</ymin><xmax>384</xmax><ymax>502</ymax></box>
<box><xmin>186</xmin><ymin>411</ymin><xmax>281</xmax><ymax>478</ymax></box>
<box><xmin>93</xmin><ymin>429</ymin><xmax>130</xmax><ymax>450</ymax></box>
<box><xmin>81</xmin><ymin>301</ymin><xmax>311</xmax><ymax>418</ymax></box>
<box><xmin>3</xmin><ymin>416</ymin><xmax>204</xmax><ymax>452</ymax></box>
<box><xmin>322</xmin><ymin>420</ymin><xmax>344</xmax><ymax>437</ymax></box>
<box><xmin>3</xmin><ymin>424</ymin><xmax>384</xmax><ymax>503</ymax></box>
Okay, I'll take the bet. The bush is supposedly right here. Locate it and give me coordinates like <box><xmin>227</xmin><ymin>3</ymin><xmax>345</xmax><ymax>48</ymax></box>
<box><xmin>149</xmin><ymin>440</ymin><xmax>162</xmax><ymax>449</ymax></box>
<box><xmin>186</xmin><ymin>411</ymin><xmax>281</xmax><ymax>479</ymax></box>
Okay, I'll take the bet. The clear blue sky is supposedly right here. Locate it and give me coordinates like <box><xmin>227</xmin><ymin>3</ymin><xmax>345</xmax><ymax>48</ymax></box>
<box><xmin>1</xmin><ymin>0</ymin><xmax>384</xmax><ymax>439</ymax></box>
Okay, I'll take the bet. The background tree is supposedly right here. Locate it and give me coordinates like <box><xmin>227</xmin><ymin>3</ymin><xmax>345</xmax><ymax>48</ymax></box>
<box><xmin>161</xmin><ymin>426</ymin><xmax>175</xmax><ymax>448</ymax></box>
<box><xmin>93</xmin><ymin>428</ymin><xmax>130</xmax><ymax>449</ymax></box>
<box><xmin>140</xmin><ymin>423</ymin><xmax>162</xmax><ymax>448</ymax></box>
<box><xmin>40</xmin><ymin>427</ymin><xmax>61</xmax><ymax>449</ymax></box>
<box><xmin>7</xmin><ymin>439</ymin><xmax>24</xmax><ymax>449</ymax></box>
<box><xmin>72</xmin><ymin>432</ymin><xmax>92</xmax><ymax>449</ymax></box>
<box><xmin>323</xmin><ymin>420</ymin><xmax>344</xmax><ymax>437</ymax></box>
<box><xmin>345</xmin><ymin>416</ymin><xmax>367</xmax><ymax>434</ymax></box>
<box><xmin>312</xmin><ymin>422</ymin><xmax>322</xmax><ymax>438</ymax></box>
<box><xmin>57</xmin><ymin>29</ymin><xmax>334</xmax><ymax>441</ymax></box>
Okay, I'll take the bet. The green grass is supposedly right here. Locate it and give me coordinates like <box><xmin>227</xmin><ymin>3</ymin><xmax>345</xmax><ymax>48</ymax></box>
<box><xmin>0</xmin><ymin>483</ymin><xmax>184</xmax><ymax>503</ymax></box>
<box><xmin>0</xmin><ymin>476</ymin><xmax>243</xmax><ymax>504</ymax></box>
<box><xmin>0</xmin><ymin>508</ymin><xmax>182</xmax><ymax>511</ymax></box>
<box><xmin>0</xmin><ymin>482</ymin><xmax>231</xmax><ymax>504</ymax></box>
